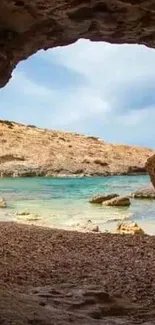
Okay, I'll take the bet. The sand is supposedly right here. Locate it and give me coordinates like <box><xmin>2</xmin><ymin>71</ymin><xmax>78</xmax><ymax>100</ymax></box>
<box><xmin>0</xmin><ymin>221</ymin><xmax>155</xmax><ymax>324</ymax></box>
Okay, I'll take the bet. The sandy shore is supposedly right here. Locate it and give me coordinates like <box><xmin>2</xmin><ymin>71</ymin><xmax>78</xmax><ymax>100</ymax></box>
<box><xmin>0</xmin><ymin>221</ymin><xmax>155</xmax><ymax>324</ymax></box>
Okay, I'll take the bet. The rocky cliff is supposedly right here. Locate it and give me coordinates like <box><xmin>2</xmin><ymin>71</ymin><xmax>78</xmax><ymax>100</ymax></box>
<box><xmin>146</xmin><ymin>154</ymin><xmax>155</xmax><ymax>188</ymax></box>
<box><xmin>0</xmin><ymin>120</ymin><xmax>153</xmax><ymax>177</ymax></box>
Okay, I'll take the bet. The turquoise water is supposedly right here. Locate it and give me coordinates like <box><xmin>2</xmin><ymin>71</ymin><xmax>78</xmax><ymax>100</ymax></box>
<box><xmin>0</xmin><ymin>175</ymin><xmax>155</xmax><ymax>234</ymax></box>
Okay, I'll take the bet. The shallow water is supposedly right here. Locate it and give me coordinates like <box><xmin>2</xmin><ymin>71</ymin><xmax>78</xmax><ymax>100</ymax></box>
<box><xmin>0</xmin><ymin>175</ymin><xmax>155</xmax><ymax>234</ymax></box>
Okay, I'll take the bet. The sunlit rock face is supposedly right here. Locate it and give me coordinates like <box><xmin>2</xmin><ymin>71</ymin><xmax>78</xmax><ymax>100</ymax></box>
<box><xmin>0</xmin><ymin>0</ymin><xmax>155</xmax><ymax>87</ymax></box>
<box><xmin>0</xmin><ymin>121</ymin><xmax>153</xmax><ymax>177</ymax></box>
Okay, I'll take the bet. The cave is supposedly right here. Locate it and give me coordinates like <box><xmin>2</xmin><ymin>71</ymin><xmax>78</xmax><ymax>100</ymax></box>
<box><xmin>1</xmin><ymin>2</ymin><xmax>155</xmax><ymax>324</ymax></box>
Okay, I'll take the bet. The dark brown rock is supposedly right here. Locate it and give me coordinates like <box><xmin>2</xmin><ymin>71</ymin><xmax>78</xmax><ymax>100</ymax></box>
<box><xmin>102</xmin><ymin>196</ymin><xmax>131</xmax><ymax>207</ymax></box>
<box><xmin>89</xmin><ymin>194</ymin><xmax>119</xmax><ymax>204</ymax></box>
<box><xmin>146</xmin><ymin>155</ymin><xmax>155</xmax><ymax>189</ymax></box>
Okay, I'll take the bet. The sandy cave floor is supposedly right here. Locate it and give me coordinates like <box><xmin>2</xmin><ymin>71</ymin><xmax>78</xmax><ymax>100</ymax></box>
<box><xmin>0</xmin><ymin>222</ymin><xmax>155</xmax><ymax>324</ymax></box>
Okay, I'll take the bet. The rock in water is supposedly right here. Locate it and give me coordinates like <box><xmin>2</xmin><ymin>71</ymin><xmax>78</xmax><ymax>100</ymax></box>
<box><xmin>16</xmin><ymin>211</ymin><xmax>31</xmax><ymax>216</ymax></box>
<box><xmin>102</xmin><ymin>196</ymin><xmax>131</xmax><ymax>207</ymax></box>
<box><xmin>89</xmin><ymin>194</ymin><xmax>119</xmax><ymax>204</ymax></box>
<box><xmin>131</xmin><ymin>185</ymin><xmax>155</xmax><ymax>199</ymax></box>
<box><xmin>117</xmin><ymin>222</ymin><xmax>145</xmax><ymax>235</ymax></box>
<box><xmin>15</xmin><ymin>211</ymin><xmax>40</xmax><ymax>221</ymax></box>
<box><xmin>0</xmin><ymin>197</ymin><xmax>7</xmax><ymax>208</ymax></box>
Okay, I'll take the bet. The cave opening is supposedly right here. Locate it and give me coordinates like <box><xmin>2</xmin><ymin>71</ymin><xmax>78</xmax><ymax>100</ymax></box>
<box><xmin>0</xmin><ymin>38</ymin><xmax>155</xmax><ymax>149</ymax></box>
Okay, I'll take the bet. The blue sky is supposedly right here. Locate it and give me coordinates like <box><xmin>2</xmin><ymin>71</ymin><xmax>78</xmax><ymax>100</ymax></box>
<box><xmin>0</xmin><ymin>39</ymin><xmax>155</xmax><ymax>147</ymax></box>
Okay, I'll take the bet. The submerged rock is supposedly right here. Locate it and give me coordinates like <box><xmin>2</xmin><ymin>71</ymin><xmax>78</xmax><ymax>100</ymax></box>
<box><xmin>131</xmin><ymin>185</ymin><xmax>155</xmax><ymax>199</ymax></box>
<box><xmin>102</xmin><ymin>196</ymin><xmax>131</xmax><ymax>207</ymax></box>
<box><xmin>16</xmin><ymin>211</ymin><xmax>40</xmax><ymax>221</ymax></box>
<box><xmin>116</xmin><ymin>222</ymin><xmax>145</xmax><ymax>235</ymax></box>
<box><xmin>89</xmin><ymin>194</ymin><xmax>119</xmax><ymax>204</ymax></box>
<box><xmin>16</xmin><ymin>211</ymin><xmax>31</xmax><ymax>216</ymax></box>
<box><xmin>0</xmin><ymin>197</ymin><xmax>7</xmax><ymax>208</ymax></box>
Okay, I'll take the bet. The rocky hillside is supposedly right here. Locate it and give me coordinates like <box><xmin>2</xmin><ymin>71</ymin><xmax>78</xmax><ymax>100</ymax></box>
<box><xmin>0</xmin><ymin>120</ymin><xmax>153</xmax><ymax>177</ymax></box>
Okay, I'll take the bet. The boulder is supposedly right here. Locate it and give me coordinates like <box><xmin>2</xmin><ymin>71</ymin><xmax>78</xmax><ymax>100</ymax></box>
<box><xmin>146</xmin><ymin>154</ymin><xmax>155</xmax><ymax>189</ymax></box>
<box><xmin>0</xmin><ymin>197</ymin><xmax>7</xmax><ymax>208</ymax></box>
<box><xmin>89</xmin><ymin>194</ymin><xmax>119</xmax><ymax>204</ymax></box>
<box><xmin>116</xmin><ymin>222</ymin><xmax>145</xmax><ymax>235</ymax></box>
<box><xmin>102</xmin><ymin>196</ymin><xmax>130</xmax><ymax>207</ymax></box>
<box><xmin>131</xmin><ymin>185</ymin><xmax>155</xmax><ymax>199</ymax></box>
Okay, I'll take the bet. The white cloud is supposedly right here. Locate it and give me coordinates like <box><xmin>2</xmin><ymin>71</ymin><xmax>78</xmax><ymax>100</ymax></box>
<box><xmin>42</xmin><ymin>39</ymin><xmax>155</xmax><ymax>83</ymax></box>
<box><xmin>52</xmin><ymin>86</ymin><xmax>110</xmax><ymax>126</ymax></box>
<box><xmin>11</xmin><ymin>70</ymin><xmax>56</xmax><ymax>99</ymax></box>
<box><xmin>41</xmin><ymin>40</ymin><xmax>155</xmax><ymax>119</ymax></box>
<box><xmin>1</xmin><ymin>39</ymin><xmax>155</xmax><ymax>147</ymax></box>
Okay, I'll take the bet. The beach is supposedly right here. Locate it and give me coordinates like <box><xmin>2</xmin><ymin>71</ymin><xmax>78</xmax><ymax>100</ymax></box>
<box><xmin>1</xmin><ymin>176</ymin><xmax>155</xmax><ymax>324</ymax></box>
<box><xmin>1</xmin><ymin>221</ymin><xmax>155</xmax><ymax>324</ymax></box>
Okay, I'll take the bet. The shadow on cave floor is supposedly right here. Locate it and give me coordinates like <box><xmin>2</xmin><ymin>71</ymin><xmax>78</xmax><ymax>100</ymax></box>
<box><xmin>1</xmin><ymin>222</ymin><xmax>155</xmax><ymax>324</ymax></box>
<box><xmin>1</xmin><ymin>285</ymin><xmax>155</xmax><ymax>325</ymax></box>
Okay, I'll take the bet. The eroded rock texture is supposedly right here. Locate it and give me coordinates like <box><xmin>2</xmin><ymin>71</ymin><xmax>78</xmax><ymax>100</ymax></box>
<box><xmin>146</xmin><ymin>155</ymin><xmax>155</xmax><ymax>188</ymax></box>
<box><xmin>0</xmin><ymin>0</ymin><xmax>155</xmax><ymax>87</ymax></box>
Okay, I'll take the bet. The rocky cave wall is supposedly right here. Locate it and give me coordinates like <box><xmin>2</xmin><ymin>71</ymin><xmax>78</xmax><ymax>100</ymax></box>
<box><xmin>146</xmin><ymin>156</ymin><xmax>155</xmax><ymax>188</ymax></box>
<box><xmin>0</xmin><ymin>0</ymin><xmax>155</xmax><ymax>183</ymax></box>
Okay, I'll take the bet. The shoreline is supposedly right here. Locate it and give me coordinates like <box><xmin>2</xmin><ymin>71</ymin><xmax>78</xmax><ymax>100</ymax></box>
<box><xmin>11</xmin><ymin>216</ymin><xmax>155</xmax><ymax>236</ymax></box>
<box><xmin>0</xmin><ymin>172</ymin><xmax>149</xmax><ymax>178</ymax></box>
<box><xmin>1</xmin><ymin>221</ymin><xmax>155</xmax><ymax>324</ymax></box>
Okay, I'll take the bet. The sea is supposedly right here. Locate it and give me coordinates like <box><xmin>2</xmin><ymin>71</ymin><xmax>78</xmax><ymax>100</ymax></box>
<box><xmin>0</xmin><ymin>175</ymin><xmax>155</xmax><ymax>235</ymax></box>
